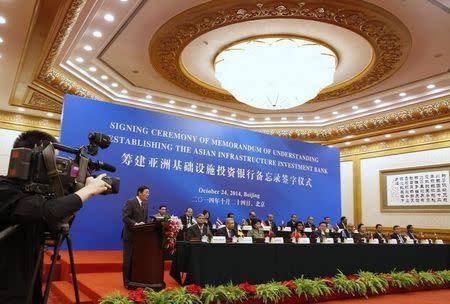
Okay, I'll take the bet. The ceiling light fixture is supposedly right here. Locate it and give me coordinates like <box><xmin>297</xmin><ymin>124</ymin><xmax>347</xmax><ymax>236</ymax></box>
<box><xmin>88</xmin><ymin>66</ymin><xmax>97</xmax><ymax>72</ymax></box>
<box><xmin>281</xmin><ymin>117</ymin><xmax>287</xmax><ymax>121</ymax></box>
<box><xmin>231</xmin><ymin>113</ymin><xmax>236</xmax><ymax>117</ymax></box>
<box><xmin>211</xmin><ymin>109</ymin><xmax>218</xmax><ymax>113</ymax></box>
<box><xmin>314</xmin><ymin>116</ymin><xmax>320</xmax><ymax>120</ymax></box>
<box><xmin>345</xmin><ymin>135</ymin><xmax>353</xmax><ymax>139</ymax></box>
<box><xmin>190</xmin><ymin>105</ymin><xmax>197</xmax><ymax>109</ymax></box>
<box><xmin>345</xmin><ymin>142</ymin><xmax>351</xmax><ymax>146</ymax></box>
<box><xmin>0</xmin><ymin>37</ymin><xmax>3</xmax><ymax>44</ymax></box>
<box><xmin>111</xmin><ymin>82</ymin><xmax>118</xmax><ymax>87</ymax></box>
<box><xmin>297</xmin><ymin>116</ymin><xmax>303</xmax><ymax>120</ymax></box>
<box><xmin>146</xmin><ymin>95</ymin><xmax>153</xmax><ymax>99</ymax></box>
<box><xmin>364</xmin><ymin>138</ymin><xmax>370</xmax><ymax>142</ymax></box>
<box><xmin>75</xmin><ymin>57</ymin><xmax>84</xmax><ymax>63</ymax></box>
<box><xmin>0</xmin><ymin>16</ymin><xmax>6</xmax><ymax>24</ymax></box>
<box><xmin>332</xmin><ymin>111</ymin><xmax>338</xmax><ymax>115</ymax></box>
<box><xmin>101</xmin><ymin>75</ymin><xmax>108</xmax><ymax>80</ymax></box>
<box><xmin>249</xmin><ymin>117</ymin><xmax>255</xmax><ymax>121</ymax></box>
<box><xmin>435</xmin><ymin>125</ymin><xmax>443</xmax><ymax>129</ymax></box>
<box><xmin>121</xmin><ymin>89</ymin><xmax>128</xmax><ymax>94</ymax></box>
<box><xmin>169</xmin><ymin>100</ymin><xmax>175</xmax><ymax>104</ymax></box>
<box><xmin>408</xmin><ymin>130</ymin><xmax>416</xmax><ymax>134</ymax></box>
<box><xmin>352</xmin><ymin>106</ymin><xmax>359</xmax><ymax>110</ymax></box>
<box><xmin>214</xmin><ymin>37</ymin><xmax>337</xmax><ymax>110</ymax></box>
<box><xmin>385</xmin><ymin>134</ymin><xmax>392</xmax><ymax>138</ymax></box>
<box><xmin>328</xmin><ymin>145</ymin><xmax>334</xmax><ymax>148</ymax></box>
<box><xmin>426</xmin><ymin>84</ymin><xmax>436</xmax><ymax>89</ymax></box>
<box><xmin>399</xmin><ymin>92</ymin><xmax>406</xmax><ymax>97</ymax></box>
<box><xmin>374</xmin><ymin>99</ymin><xmax>382</xmax><ymax>104</ymax></box>
<box><xmin>47</xmin><ymin>112</ymin><xmax>54</xmax><ymax>117</ymax></box>
<box><xmin>104</xmin><ymin>13</ymin><xmax>115</xmax><ymax>22</ymax></box>
<box><xmin>265</xmin><ymin>117</ymin><xmax>271</xmax><ymax>121</ymax></box>
<box><xmin>83</xmin><ymin>45</ymin><xmax>93</xmax><ymax>51</ymax></box>
<box><xmin>93</xmin><ymin>31</ymin><xmax>102</xmax><ymax>38</ymax></box>
<box><xmin>18</xmin><ymin>107</ymin><xmax>25</xmax><ymax>112</ymax></box>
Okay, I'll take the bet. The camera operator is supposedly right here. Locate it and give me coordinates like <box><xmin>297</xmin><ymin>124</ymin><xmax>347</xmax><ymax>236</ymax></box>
<box><xmin>0</xmin><ymin>130</ymin><xmax>111</xmax><ymax>304</ymax></box>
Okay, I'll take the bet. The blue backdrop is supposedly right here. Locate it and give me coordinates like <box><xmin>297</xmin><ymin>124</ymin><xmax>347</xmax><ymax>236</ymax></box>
<box><xmin>60</xmin><ymin>95</ymin><xmax>341</xmax><ymax>249</ymax></box>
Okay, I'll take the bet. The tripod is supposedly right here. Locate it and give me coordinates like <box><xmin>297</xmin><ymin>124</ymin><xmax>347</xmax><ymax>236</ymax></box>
<box><xmin>27</xmin><ymin>225</ymin><xmax>80</xmax><ymax>304</ymax></box>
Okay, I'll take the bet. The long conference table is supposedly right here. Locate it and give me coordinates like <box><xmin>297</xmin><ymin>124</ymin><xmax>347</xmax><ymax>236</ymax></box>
<box><xmin>170</xmin><ymin>241</ymin><xmax>450</xmax><ymax>286</ymax></box>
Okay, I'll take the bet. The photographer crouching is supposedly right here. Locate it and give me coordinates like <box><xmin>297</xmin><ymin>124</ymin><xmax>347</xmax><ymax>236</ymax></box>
<box><xmin>0</xmin><ymin>130</ymin><xmax>113</xmax><ymax>304</ymax></box>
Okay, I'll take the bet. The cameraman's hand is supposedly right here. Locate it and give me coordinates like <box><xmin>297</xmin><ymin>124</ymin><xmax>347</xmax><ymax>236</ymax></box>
<box><xmin>75</xmin><ymin>174</ymin><xmax>111</xmax><ymax>202</ymax></box>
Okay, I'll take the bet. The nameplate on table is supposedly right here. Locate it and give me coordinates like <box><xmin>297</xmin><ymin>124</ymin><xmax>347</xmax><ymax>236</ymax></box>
<box><xmin>304</xmin><ymin>227</ymin><xmax>312</xmax><ymax>233</ymax></box>
<box><xmin>271</xmin><ymin>237</ymin><xmax>284</xmax><ymax>244</ymax></box>
<box><xmin>242</xmin><ymin>225</ymin><xmax>252</xmax><ymax>231</ymax></box>
<box><xmin>298</xmin><ymin>237</ymin><xmax>310</xmax><ymax>244</ymax></box>
<box><xmin>420</xmin><ymin>239</ymin><xmax>430</xmax><ymax>244</ymax></box>
<box><xmin>405</xmin><ymin>239</ymin><xmax>415</xmax><ymax>244</ymax></box>
<box><xmin>435</xmin><ymin>239</ymin><xmax>444</xmax><ymax>244</ymax></box>
<box><xmin>210</xmin><ymin>236</ymin><xmax>226</xmax><ymax>244</ymax></box>
<box><xmin>344</xmin><ymin>238</ymin><xmax>354</xmax><ymax>244</ymax></box>
<box><xmin>282</xmin><ymin>227</ymin><xmax>291</xmax><ymax>232</ymax></box>
<box><xmin>323</xmin><ymin>238</ymin><xmax>334</xmax><ymax>244</ymax></box>
<box><xmin>238</xmin><ymin>237</ymin><xmax>253</xmax><ymax>243</ymax></box>
<box><xmin>369</xmin><ymin>239</ymin><xmax>379</xmax><ymax>244</ymax></box>
<box><xmin>262</xmin><ymin>226</ymin><xmax>271</xmax><ymax>231</ymax></box>
<box><xmin>388</xmin><ymin>239</ymin><xmax>398</xmax><ymax>244</ymax></box>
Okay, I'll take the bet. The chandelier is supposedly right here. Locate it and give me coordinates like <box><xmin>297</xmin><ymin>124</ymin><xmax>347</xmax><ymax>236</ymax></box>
<box><xmin>214</xmin><ymin>37</ymin><xmax>337</xmax><ymax>110</ymax></box>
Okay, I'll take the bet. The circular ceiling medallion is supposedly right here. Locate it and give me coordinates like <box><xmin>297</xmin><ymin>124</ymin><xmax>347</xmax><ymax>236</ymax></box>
<box><xmin>149</xmin><ymin>0</ymin><xmax>411</xmax><ymax>106</ymax></box>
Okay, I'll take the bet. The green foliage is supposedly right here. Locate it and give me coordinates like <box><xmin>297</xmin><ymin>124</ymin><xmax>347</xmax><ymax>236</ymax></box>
<box><xmin>144</xmin><ymin>288</ymin><xmax>169</xmax><ymax>304</ymax></box>
<box><xmin>332</xmin><ymin>272</ymin><xmax>367</xmax><ymax>297</ymax></box>
<box><xmin>201</xmin><ymin>283</ymin><xmax>247</xmax><ymax>304</ymax></box>
<box><xmin>415</xmin><ymin>271</ymin><xmax>445</xmax><ymax>286</ymax></box>
<box><xmin>389</xmin><ymin>271</ymin><xmax>419</xmax><ymax>288</ymax></box>
<box><xmin>255</xmin><ymin>282</ymin><xmax>292</xmax><ymax>304</ymax></box>
<box><xmin>99</xmin><ymin>291</ymin><xmax>133</xmax><ymax>304</ymax></box>
<box><xmin>166</xmin><ymin>288</ymin><xmax>202</xmax><ymax>304</ymax></box>
<box><xmin>437</xmin><ymin>270</ymin><xmax>450</xmax><ymax>283</ymax></box>
<box><xmin>357</xmin><ymin>271</ymin><xmax>388</xmax><ymax>295</ymax></box>
<box><xmin>293</xmin><ymin>277</ymin><xmax>332</xmax><ymax>299</ymax></box>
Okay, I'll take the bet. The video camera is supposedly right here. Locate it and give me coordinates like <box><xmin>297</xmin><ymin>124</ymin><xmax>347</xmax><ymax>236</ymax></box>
<box><xmin>6</xmin><ymin>132</ymin><xmax>120</xmax><ymax>197</ymax></box>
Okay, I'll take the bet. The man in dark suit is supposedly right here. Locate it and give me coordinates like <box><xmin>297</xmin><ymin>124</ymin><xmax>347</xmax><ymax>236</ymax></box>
<box><xmin>341</xmin><ymin>223</ymin><xmax>355</xmax><ymax>240</ymax></box>
<box><xmin>178</xmin><ymin>207</ymin><xmax>195</xmax><ymax>240</ymax></box>
<box><xmin>244</xmin><ymin>211</ymin><xmax>258</xmax><ymax>226</ymax></box>
<box><xmin>304</xmin><ymin>216</ymin><xmax>316</xmax><ymax>230</ymax></box>
<box><xmin>405</xmin><ymin>224</ymin><xmax>418</xmax><ymax>243</ymax></box>
<box><xmin>390</xmin><ymin>225</ymin><xmax>406</xmax><ymax>244</ymax></box>
<box><xmin>187</xmin><ymin>213</ymin><xmax>212</xmax><ymax>240</ymax></box>
<box><xmin>286</xmin><ymin>214</ymin><xmax>297</xmax><ymax>230</ymax></box>
<box><xmin>312</xmin><ymin>222</ymin><xmax>330</xmax><ymax>242</ymax></box>
<box><xmin>122</xmin><ymin>185</ymin><xmax>149</xmax><ymax>288</ymax></box>
<box><xmin>336</xmin><ymin>216</ymin><xmax>348</xmax><ymax>230</ymax></box>
<box><xmin>264</xmin><ymin>214</ymin><xmax>278</xmax><ymax>232</ymax></box>
<box><xmin>372</xmin><ymin>224</ymin><xmax>388</xmax><ymax>243</ymax></box>
<box><xmin>215</xmin><ymin>217</ymin><xmax>238</xmax><ymax>242</ymax></box>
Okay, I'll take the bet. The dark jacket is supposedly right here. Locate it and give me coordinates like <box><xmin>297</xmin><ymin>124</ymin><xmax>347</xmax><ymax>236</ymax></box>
<box><xmin>263</xmin><ymin>220</ymin><xmax>278</xmax><ymax>232</ymax></box>
<box><xmin>121</xmin><ymin>197</ymin><xmax>148</xmax><ymax>241</ymax></box>
<box><xmin>215</xmin><ymin>226</ymin><xmax>238</xmax><ymax>241</ymax></box>
<box><xmin>286</xmin><ymin>220</ymin><xmax>297</xmax><ymax>231</ymax></box>
<box><xmin>0</xmin><ymin>177</ymin><xmax>82</xmax><ymax>304</ymax></box>
<box><xmin>390</xmin><ymin>233</ymin><xmax>406</xmax><ymax>244</ymax></box>
<box><xmin>372</xmin><ymin>232</ymin><xmax>388</xmax><ymax>243</ymax></box>
<box><xmin>187</xmin><ymin>224</ymin><xmax>212</xmax><ymax>240</ymax></box>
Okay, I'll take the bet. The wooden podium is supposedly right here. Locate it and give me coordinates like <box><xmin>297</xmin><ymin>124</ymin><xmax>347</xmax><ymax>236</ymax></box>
<box><xmin>129</xmin><ymin>221</ymin><xmax>166</xmax><ymax>290</ymax></box>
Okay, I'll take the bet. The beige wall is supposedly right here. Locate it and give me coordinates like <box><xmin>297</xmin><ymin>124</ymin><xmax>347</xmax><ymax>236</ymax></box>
<box><xmin>360</xmin><ymin>147</ymin><xmax>450</xmax><ymax>229</ymax></box>
<box><xmin>0</xmin><ymin>129</ymin><xmax>22</xmax><ymax>175</ymax></box>
<box><xmin>340</xmin><ymin>146</ymin><xmax>450</xmax><ymax>230</ymax></box>
<box><xmin>340</xmin><ymin>161</ymin><xmax>354</xmax><ymax>224</ymax></box>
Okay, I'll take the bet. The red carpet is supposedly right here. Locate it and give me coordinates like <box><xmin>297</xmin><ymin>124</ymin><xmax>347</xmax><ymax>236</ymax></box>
<box><xmin>45</xmin><ymin>250</ymin><xmax>449</xmax><ymax>304</ymax></box>
<box><xmin>45</xmin><ymin>250</ymin><xmax>179</xmax><ymax>304</ymax></box>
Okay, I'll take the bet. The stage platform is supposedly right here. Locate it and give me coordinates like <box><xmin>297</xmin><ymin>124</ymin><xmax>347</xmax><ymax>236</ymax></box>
<box><xmin>43</xmin><ymin>250</ymin><xmax>180</xmax><ymax>304</ymax></box>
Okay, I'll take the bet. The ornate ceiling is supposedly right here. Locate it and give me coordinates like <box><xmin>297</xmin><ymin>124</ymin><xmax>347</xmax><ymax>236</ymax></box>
<box><xmin>1</xmin><ymin>0</ymin><xmax>450</xmax><ymax>147</ymax></box>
